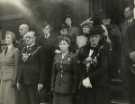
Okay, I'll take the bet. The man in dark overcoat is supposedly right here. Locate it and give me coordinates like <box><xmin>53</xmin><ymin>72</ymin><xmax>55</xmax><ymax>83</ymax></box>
<box><xmin>38</xmin><ymin>22</ymin><xmax>58</xmax><ymax>104</ymax></box>
<box><xmin>17</xmin><ymin>31</ymin><xmax>46</xmax><ymax>104</ymax></box>
<box><xmin>126</xmin><ymin>19</ymin><xmax>135</xmax><ymax>104</ymax></box>
<box><xmin>120</xmin><ymin>5</ymin><xmax>135</xmax><ymax>90</ymax></box>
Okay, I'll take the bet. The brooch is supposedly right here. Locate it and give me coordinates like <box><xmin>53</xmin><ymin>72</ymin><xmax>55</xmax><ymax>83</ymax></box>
<box><xmin>67</xmin><ymin>57</ymin><xmax>71</xmax><ymax>62</ymax></box>
<box><xmin>22</xmin><ymin>53</ymin><xmax>31</xmax><ymax>62</ymax></box>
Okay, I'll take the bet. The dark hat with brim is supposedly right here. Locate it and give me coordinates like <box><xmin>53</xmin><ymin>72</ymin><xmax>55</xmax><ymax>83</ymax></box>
<box><xmin>58</xmin><ymin>35</ymin><xmax>71</xmax><ymax>45</ymax></box>
<box><xmin>89</xmin><ymin>25</ymin><xmax>105</xmax><ymax>36</ymax></box>
<box><xmin>81</xmin><ymin>22</ymin><xmax>92</xmax><ymax>28</ymax></box>
<box><xmin>61</xmin><ymin>24</ymin><xmax>68</xmax><ymax>29</ymax></box>
<box><xmin>91</xmin><ymin>16</ymin><xmax>102</xmax><ymax>26</ymax></box>
<box><xmin>81</xmin><ymin>18</ymin><xmax>93</xmax><ymax>28</ymax></box>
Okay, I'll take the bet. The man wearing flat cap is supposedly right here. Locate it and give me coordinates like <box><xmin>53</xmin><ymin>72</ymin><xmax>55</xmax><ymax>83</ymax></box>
<box><xmin>77</xmin><ymin>25</ymin><xmax>110</xmax><ymax>104</ymax></box>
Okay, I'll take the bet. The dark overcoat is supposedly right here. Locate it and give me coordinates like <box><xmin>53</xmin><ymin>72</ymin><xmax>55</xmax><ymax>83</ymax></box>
<box><xmin>17</xmin><ymin>45</ymin><xmax>46</xmax><ymax>85</ymax></box>
<box><xmin>77</xmin><ymin>42</ymin><xmax>110</xmax><ymax>104</ymax></box>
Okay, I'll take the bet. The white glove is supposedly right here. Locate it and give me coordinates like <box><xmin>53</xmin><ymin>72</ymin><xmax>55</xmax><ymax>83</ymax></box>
<box><xmin>37</xmin><ymin>83</ymin><xmax>44</xmax><ymax>92</ymax></box>
<box><xmin>82</xmin><ymin>77</ymin><xmax>92</xmax><ymax>88</ymax></box>
<box><xmin>17</xmin><ymin>82</ymin><xmax>21</xmax><ymax>90</ymax></box>
<box><xmin>85</xmin><ymin>57</ymin><xmax>92</xmax><ymax>62</ymax></box>
<box><xmin>129</xmin><ymin>51</ymin><xmax>135</xmax><ymax>62</ymax></box>
<box><xmin>22</xmin><ymin>53</ymin><xmax>30</xmax><ymax>62</ymax></box>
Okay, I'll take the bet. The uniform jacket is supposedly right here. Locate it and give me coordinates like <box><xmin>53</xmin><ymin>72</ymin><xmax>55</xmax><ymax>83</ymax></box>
<box><xmin>51</xmin><ymin>52</ymin><xmax>79</xmax><ymax>94</ymax></box>
<box><xmin>77</xmin><ymin>42</ymin><xmax>109</xmax><ymax>87</ymax></box>
<box><xmin>17</xmin><ymin>45</ymin><xmax>46</xmax><ymax>85</ymax></box>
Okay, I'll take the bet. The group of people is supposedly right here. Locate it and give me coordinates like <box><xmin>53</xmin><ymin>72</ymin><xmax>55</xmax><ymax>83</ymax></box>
<box><xmin>0</xmin><ymin>5</ymin><xmax>135</xmax><ymax>104</ymax></box>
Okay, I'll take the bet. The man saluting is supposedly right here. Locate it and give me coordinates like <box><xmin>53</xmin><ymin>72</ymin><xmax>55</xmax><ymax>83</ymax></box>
<box><xmin>17</xmin><ymin>31</ymin><xmax>46</xmax><ymax>104</ymax></box>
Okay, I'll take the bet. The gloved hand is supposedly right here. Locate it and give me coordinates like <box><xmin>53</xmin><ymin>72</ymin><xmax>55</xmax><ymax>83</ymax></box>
<box><xmin>38</xmin><ymin>83</ymin><xmax>44</xmax><ymax>92</ymax></box>
<box><xmin>16</xmin><ymin>82</ymin><xmax>21</xmax><ymax>90</ymax></box>
<box><xmin>129</xmin><ymin>51</ymin><xmax>135</xmax><ymax>62</ymax></box>
<box><xmin>82</xmin><ymin>77</ymin><xmax>92</xmax><ymax>88</ymax></box>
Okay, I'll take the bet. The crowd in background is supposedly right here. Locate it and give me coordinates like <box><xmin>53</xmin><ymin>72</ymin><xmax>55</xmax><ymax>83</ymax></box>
<box><xmin>0</xmin><ymin>5</ymin><xmax>135</xmax><ymax>104</ymax></box>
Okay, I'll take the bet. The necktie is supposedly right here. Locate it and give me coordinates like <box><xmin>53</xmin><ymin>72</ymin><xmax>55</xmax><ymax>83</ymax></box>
<box><xmin>4</xmin><ymin>47</ymin><xmax>8</xmax><ymax>56</ymax></box>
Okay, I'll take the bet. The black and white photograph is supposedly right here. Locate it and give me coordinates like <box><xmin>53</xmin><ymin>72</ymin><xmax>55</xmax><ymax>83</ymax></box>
<box><xmin>0</xmin><ymin>0</ymin><xmax>134</xmax><ymax>104</ymax></box>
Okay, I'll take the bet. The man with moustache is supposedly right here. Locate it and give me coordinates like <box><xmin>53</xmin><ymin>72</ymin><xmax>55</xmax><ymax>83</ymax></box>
<box><xmin>17</xmin><ymin>31</ymin><xmax>46</xmax><ymax>104</ymax></box>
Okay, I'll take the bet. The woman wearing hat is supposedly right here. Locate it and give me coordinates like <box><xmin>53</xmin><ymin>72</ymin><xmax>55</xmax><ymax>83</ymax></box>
<box><xmin>77</xmin><ymin>25</ymin><xmax>110</xmax><ymax>104</ymax></box>
<box><xmin>51</xmin><ymin>36</ymin><xmax>79</xmax><ymax>104</ymax></box>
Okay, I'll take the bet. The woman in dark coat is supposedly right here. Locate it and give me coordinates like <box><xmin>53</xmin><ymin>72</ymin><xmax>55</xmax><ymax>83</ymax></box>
<box><xmin>51</xmin><ymin>36</ymin><xmax>78</xmax><ymax>104</ymax></box>
<box><xmin>77</xmin><ymin>25</ymin><xmax>110</xmax><ymax>104</ymax></box>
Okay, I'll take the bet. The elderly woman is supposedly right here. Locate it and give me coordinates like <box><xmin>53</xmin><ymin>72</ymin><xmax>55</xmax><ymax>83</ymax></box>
<box><xmin>51</xmin><ymin>36</ymin><xmax>78</xmax><ymax>104</ymax></box>
<box><xmin>0</xmin><ymin>31</ymin><xmax>19</xmax><ymax>104</ymax></box>
<box><xmin>77</xmin><ymin>26</ymin><xmax>110</xmax><ymax>104</ymax></box>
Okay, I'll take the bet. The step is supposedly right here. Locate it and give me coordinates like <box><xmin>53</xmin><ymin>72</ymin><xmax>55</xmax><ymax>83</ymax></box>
<box><xmin>111</xmin><ymin>99</ymin><xmax>129</xmax><ymax>104</ymax></box>
<box><xmin>110</xmin><ymin>78</ymin><xmax>123</xmax><ymax>85</ymax></box>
